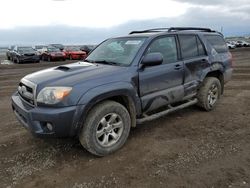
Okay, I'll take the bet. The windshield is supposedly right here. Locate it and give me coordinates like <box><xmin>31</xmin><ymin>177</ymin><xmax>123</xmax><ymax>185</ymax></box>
<box><xmin>19</xmin><ymin>47</ymin><xmax>35</xmax><ymax>53</ymax></box>
<box><xmin>48</xmin><ymin>48</ymin><xmax>61</xmax><ymax>52</ymax></box>
<box><xmin>86</xmin><ymin>37</ymin><xmax>146</xmax><ymax>66</ymax></box>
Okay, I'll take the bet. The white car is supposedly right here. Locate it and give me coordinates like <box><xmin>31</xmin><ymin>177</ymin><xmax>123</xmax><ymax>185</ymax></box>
<box><xmin>33</xmin><ymin>45</ymin><xmax>48</xmax><ymax>55</ymax></box>
<box><xmin>227</xmin><ymin>42</ymin><xmax>236</xmax><ymax>49</ymax></box>
<box><xmin>236</xmin><ymin>41</ymin><xmax>250</xmax><ymax>47</ymax></box>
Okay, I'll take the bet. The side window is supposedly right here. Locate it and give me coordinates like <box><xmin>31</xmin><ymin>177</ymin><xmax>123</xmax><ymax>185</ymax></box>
<box><xmin>204</xmin><ymin>35</ymin><xmax>228</xmax><ymax>53</ymax></box>
<box><xmin>197</xmin><ymin>37</ymin><xmax>206</xmax><ymax>56</ymax></box>
<box><xmin>179</xmin><ymin>35</ymin><xmax>198</xmax><ymax>59</ymax></box>
<box><xmin>146</xmin><ymin>36</ymin><xmax>178</xmax><ymax>64</ymax></box>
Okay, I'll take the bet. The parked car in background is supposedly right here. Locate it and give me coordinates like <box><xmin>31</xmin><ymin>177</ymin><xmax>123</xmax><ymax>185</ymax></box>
<box><xmin>41</xmin><ymin>46</ymin><xmax>66</xmax><ymax>61</ymax></box>
<box><xmin>33</xmin><ymin>45</ymin><xmax>48</xmax><ymax>55</ymax></box>
<box><xmin>240</xmin><ymin>40</ymin><xmax>250</xmax><ymax>47</ymax></box>
<box><xmin>11</xmin><ymin>46</ymin><xmax>40</xmax><ymax>63</ymax></box>
<box><xmin>227</xmin><ymin>42</ymin><xmax>236</xmax><ymax>49</ymax></box>
<box><xmin>80</xmin><ymin>45</ymin><xmax>95</xmax><ymax>55</ymax></box>
<box><xmin>50</xmin><ymin>44</ymin><xmax>64</xmax><ymax>51</ymax></box>
<box><xmin>64</xmin><ymin>46</ymin><xmax>87</xmax><ymax>60</ymax></box>
<box><xmin>236</xmin><ymin>40</ymin><xmax>250</xmax><ymax>47</ymax></box>
<box><xmin>6</xmin><ymin>45</ymin><xmax>15</xmax><ymax>60</ymax></box>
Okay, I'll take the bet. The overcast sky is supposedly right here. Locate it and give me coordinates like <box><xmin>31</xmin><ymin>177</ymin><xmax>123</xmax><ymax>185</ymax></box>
<box><xmin>0</xmin><ymin>0</ymin><xmax>249</xmax><ymax>45</ymax></box>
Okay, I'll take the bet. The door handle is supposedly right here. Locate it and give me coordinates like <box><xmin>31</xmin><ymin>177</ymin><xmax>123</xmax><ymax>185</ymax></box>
<box><xmin>174</xmin><ymin>64</ymin><xmax>181</xmax><ymax>70</ymax></box>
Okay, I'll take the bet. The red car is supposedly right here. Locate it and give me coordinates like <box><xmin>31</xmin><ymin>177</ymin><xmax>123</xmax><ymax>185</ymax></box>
<box><xmin>41</xmin><ymin>47</ymin><xmax>66</xmax><ymax>62</ymax></box>
<box><xmin>64</xmin><ymin>46</ymin><xmax>87</xmax><ymax>60</ymax></box>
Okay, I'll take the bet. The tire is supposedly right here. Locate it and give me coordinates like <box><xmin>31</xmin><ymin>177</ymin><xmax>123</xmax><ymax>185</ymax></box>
<box><xmin>7</xmin><ymin>56</ymin><xmax>10</xmax><ymax>60</ymax></box>
<box><xmin>79</xmin><ymin>101</ymin><xmax>131</xmax><ymax>156</ymax></box>
<box><xmin>48</xmin><ymin>56</ymin><xmax>51</xmax><ymax>62</ymax></box>
<box><xmin>197</xmin><ymin>77</ymin><xmax>221</xmax><ymax>111</ymax></box>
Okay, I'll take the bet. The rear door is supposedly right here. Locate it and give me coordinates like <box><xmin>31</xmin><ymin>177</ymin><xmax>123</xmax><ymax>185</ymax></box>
<box><xmin>139</xmin><ymin>35</ymin><xmax>185</xmax><ymax>113</ymax></box>
<box><xmin>178</xmin><ymin>35</ymin><xmax>208</xmax><ymax>96</ymax></box>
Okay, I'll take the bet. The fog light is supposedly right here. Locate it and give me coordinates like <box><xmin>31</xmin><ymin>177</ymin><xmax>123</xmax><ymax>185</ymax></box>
<box><xmin>46</xmin><ymin>123</ymin><xmax>53</xmax><ymax>131</ymax></box>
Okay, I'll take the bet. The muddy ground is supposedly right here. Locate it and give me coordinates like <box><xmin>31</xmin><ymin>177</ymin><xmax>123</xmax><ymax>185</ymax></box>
<box><xmin>0</xmin><ymin>48</ymin><xmax>250</xmax><ymax>188</ymax></box>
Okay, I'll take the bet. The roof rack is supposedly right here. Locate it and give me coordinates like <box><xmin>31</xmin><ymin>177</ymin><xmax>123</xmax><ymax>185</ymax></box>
<box><xmin>129</xmin><ymin>28</ymin><xmax>169</xmax><ymax>35</ymax></box>
<box><xmin>168</xmin><ymin>27</ymin><xmax>214</xmax><ymax>32</ymax></box>
<box><xmin>129</xmin><ymin>27</ymin><xmax>217</xmax><ymax>35</ymax></box>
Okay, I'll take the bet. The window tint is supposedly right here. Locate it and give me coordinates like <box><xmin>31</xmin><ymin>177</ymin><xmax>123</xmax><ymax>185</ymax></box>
<box><xmin>205</xmin><ymin>35</ymin><xmax>228</xmax><ymax>53</ymax></box>
<box><xmin>146</xmin><ymin>36</ymin><xmax>178</xmax><ymax>64</ymax></box>
<box><xmin>197</xmin><ymin>37</ymin><xmax>206</xmax><ymax>56</ymax></box>
<box><xmin>179</xmin><ymin>35</ymin><xmax>198</xmax><ymax>59</ymax></box>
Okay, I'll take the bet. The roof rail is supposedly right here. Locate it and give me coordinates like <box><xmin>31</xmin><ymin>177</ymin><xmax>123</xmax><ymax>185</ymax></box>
<box><xmin>168</xmin><ymin>27</ymin><xmax>214</xmax><ymax>32</ymax></box>
<box><xmin>129</xmin><ymin>27</ymin><xmax>218</xmax><ymax>35</ymax></box>
<box><xmin>129</xmin><ymin>28</ymin><xmax>169</xmax><ymax>35</ymax></box>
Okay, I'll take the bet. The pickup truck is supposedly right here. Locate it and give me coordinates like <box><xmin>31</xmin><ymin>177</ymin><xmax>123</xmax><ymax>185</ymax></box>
<box><xmin>11</xmin><ymin>27</ymin><xmax>233</xmax><ymax>156</ymax></box>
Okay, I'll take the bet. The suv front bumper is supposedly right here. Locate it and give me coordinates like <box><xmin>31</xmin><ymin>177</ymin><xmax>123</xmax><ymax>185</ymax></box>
<box><xmin>11</xmin><ymin>92</ymin><xmax>85</xmax><ymax>137</ymax></box>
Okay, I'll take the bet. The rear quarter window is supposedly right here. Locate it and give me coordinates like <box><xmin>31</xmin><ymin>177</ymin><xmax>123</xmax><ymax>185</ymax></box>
<box><xmin>205</xmin><ymin>35</ymin><xmax>228</xmax><ymax>53</ymax></box>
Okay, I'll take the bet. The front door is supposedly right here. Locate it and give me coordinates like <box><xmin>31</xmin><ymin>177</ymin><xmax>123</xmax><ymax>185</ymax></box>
<box><xmin>139</xmin><ymin>35</ymin><xmax>184</xmax><ymax>112</ymax></box>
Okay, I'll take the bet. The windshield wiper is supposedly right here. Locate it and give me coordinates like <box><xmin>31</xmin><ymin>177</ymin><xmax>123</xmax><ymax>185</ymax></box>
<box><xmin>94</xmin><ymin>60</ymin><xmax>120</xmax><ymax>66</ymax></box>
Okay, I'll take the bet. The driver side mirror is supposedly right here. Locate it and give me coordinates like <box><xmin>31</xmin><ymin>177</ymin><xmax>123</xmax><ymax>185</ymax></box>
<box><xmin>141</xmin><ymin>52</ymin><xmax>163</xmax><ymax>67</ymax></box>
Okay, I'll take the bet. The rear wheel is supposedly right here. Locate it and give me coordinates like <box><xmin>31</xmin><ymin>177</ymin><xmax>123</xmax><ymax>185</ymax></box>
<box><xmin>79</xmin><ymin>101</ymin><xmax>131</xmax><ymax>156</ymax></box>
<box><xmin>197</xmin><ymin>77</ymin><xmax>221</xmax><ymax>111</ymax></box>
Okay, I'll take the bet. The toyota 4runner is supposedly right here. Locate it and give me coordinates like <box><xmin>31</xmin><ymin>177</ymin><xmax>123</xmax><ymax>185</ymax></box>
<box><xmin>11</xmin><ymin>27</ymin><xmax>233</xmax><ymax>156</ymax></box>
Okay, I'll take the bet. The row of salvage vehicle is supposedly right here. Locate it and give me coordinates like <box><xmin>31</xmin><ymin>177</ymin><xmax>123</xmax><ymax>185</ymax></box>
<box><xmin>226</xmin><ymin>40</ymin><xmax>250</xmax><ymax>49</ymax></box>
<box><xmin>6</xmin><ymin>44</ymin><xmax>94</xmax><ymax>63</ymax></box>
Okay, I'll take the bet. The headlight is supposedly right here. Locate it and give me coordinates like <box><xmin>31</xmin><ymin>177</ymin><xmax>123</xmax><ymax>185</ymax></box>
<box><xmin>37</xmin><ymin>87</ymin><xmax>72</xmax><ymax>104</ymax></box>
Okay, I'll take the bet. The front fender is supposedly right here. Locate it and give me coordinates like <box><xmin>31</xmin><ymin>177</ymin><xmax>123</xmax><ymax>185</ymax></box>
<box><xmin>77</xmin><ymin>82</ymin><xmax>142</xmax><ymax>115</ymax></box>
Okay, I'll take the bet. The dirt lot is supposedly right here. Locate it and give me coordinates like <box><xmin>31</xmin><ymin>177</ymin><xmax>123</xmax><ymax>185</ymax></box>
<box><xmin>0</xmin><ymin>48</ymin><xmax>250</xmax><ymax>188</ymax></box>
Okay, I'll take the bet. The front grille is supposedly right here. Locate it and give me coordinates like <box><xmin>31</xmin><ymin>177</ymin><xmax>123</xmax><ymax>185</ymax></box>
<box><xmin>18</xmin><ymin>79</ymin><xmax>36</xmax><ymax>106</ymax></box>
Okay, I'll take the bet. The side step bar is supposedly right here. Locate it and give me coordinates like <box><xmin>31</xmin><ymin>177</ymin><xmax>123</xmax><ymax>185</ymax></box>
<box><xmin>136</xmin><ymin>99</ymin><xmax>198</xmax><ymax>124</ymax></box>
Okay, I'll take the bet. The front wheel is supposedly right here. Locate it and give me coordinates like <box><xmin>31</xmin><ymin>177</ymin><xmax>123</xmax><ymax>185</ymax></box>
<box><xmin>79</xmin><ymin>101</ymin><xmax>131</xmax><ymax>156</ymax></box>
<box><xmin>197</xmin><ymin>77</ymin><xmax>221</xmax><ymax>111</ymax></box>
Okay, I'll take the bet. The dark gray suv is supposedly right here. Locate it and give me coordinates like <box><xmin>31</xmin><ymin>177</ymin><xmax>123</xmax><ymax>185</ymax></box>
<box><xmin>11</xmin><ymin>27</ymin><xmax>233</xmax><ymax>156</ymax></box>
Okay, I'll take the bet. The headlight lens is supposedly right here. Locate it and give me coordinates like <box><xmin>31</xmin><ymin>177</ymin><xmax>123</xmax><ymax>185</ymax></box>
<box><xmin>37</xmin><ymin>87</ymin><xmax>72</xmax><ymax>104</ymax></box>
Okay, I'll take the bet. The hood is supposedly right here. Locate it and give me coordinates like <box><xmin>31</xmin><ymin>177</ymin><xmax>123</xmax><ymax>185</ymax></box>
<box><xmin>24</xmin><ymin>61</ymin><xmax>127</xmax><ymax>88</ymax></box>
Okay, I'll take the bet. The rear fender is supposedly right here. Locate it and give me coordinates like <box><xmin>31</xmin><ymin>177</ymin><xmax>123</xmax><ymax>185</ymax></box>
<box><xmin>200</xmin><ymin>62</ymin><xmax>224</xmax><ymax>82</ymax></box>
